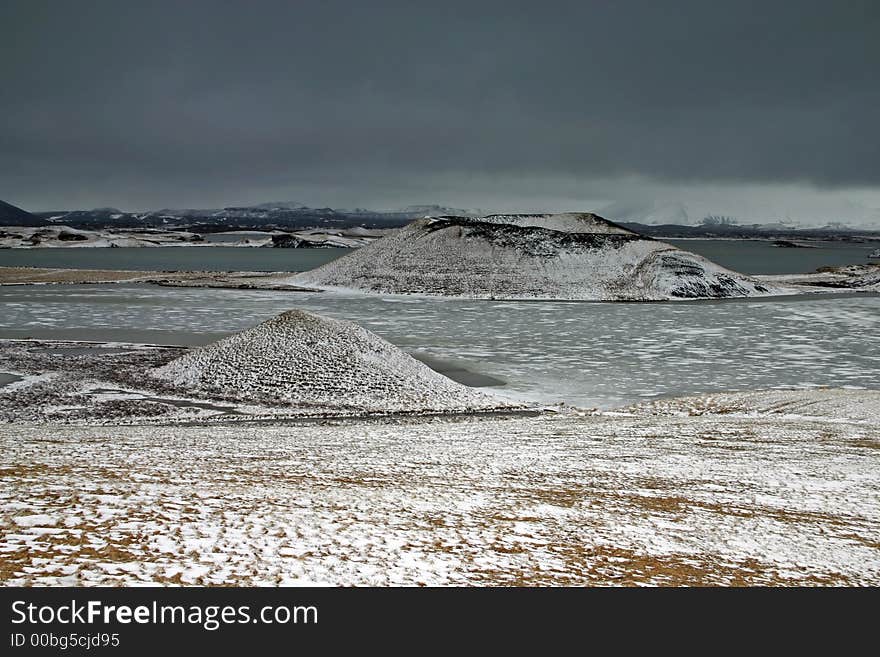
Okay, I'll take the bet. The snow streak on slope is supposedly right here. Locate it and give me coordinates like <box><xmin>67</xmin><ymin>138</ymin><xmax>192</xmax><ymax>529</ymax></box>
<box><xmin>291</xmin><ymin>214</ymin><xmax>781</xmax><ymax>300</ymax></box>
<box><xmin>151</xmin><ymin>309</ymin><xmax>512</xmax><ymax>415</ymax></box>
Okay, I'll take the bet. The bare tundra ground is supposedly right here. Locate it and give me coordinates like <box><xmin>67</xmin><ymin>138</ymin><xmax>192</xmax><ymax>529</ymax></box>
<box><xmin>2</xmin><ymin>411</ymin><xmax>878</xmax><ymax>586</ymax></box>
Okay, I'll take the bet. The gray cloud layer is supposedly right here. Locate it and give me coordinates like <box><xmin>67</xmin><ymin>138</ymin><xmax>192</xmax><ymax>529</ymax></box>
<box><xmin>2</xmin><ymin>1</ymin><xmax>879</xmax><ymax>212</ymax></box>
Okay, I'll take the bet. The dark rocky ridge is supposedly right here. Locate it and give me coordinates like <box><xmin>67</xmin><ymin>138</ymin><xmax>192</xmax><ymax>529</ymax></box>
<box><xmin>0</xmin><ymin>200</ymin><xmax>45</xmax><ymax>227</ymax></box>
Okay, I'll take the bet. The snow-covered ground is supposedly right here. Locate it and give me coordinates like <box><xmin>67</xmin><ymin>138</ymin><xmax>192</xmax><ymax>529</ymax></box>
<box><xmin>291</xmin><ymin>214</ymin><xmax>785</xmax><ymax>300</ymax></box>
<box><xmin>2</xmin><ymin>399</ymin><xmax>878</xmax><ymax>586</ymax></box>
<box><xmin>274</xmin><ymin>227</ymin><xmax>390</xmax><ymax>248</ymax></box>
<box><xmin>624</xmin><ymin>388</ymin><xmax>880</xmax><ymax>423</ymax></box>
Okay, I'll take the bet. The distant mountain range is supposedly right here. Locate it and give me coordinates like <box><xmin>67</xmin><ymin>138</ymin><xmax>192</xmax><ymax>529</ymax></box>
<box><xmin>2</xmin><ymin>198</ymin><xmax>879</xmax><ymax>240</ymax></box>
<box><xmin>24</xmin><ymin>202</ymin><xmax>484</xmax><ymax>232</ymax></box>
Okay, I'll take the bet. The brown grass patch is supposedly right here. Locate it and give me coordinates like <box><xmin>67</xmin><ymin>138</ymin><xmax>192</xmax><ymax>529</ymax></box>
<box><xmin>467</xmin><ymin>544</ymin><xmax>851</xmax><ymax>586</ymax></box>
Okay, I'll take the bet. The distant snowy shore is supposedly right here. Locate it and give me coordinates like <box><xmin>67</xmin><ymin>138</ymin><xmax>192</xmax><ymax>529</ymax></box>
<box><xmin>0</xmin><ymin>225</ymin><xmax>386</xmax><ymax>249</ymax></box>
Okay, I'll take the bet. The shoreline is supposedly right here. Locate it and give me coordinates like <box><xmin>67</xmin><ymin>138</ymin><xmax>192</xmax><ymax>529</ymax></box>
<box><xmin>2</xmin><ymin>264</ymin><xmax>879</xmax><ymax>297</ymax></box>
<box><xmin>0</xmin><ymin>266</ymin><xmax>318</xmax><ymax>290</ymax></box>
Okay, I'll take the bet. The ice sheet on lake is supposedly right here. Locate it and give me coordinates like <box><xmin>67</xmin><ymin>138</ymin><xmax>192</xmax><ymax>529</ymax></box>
<box><xmin>1</xmin><ymin>283</ymin><xmax>877</xmax><ymax>408</ymax></box>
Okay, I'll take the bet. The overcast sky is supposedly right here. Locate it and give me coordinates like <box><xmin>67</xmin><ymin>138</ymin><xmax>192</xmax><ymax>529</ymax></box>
<box><xmin>2</xmin><ymin>0</ymin><xmax>879</xmax><ymax>224</ymax></box>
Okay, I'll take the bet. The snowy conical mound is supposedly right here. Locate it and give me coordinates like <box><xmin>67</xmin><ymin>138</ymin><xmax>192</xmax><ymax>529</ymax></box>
<box><xmin>290</xmin><ymin>213</ymin><xmax>782</xmax><ymax>300</ymax></box>
<box><xmin>151</xmin><ymin>310</ymin><xmax>512</xmax><ymax>415</ymax></box>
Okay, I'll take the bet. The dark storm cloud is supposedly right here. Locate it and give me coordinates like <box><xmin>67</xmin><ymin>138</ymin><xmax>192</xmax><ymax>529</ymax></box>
<box><xmin>1</xmin><ymin>0</ymin><xmax>878</xmax><ymax>209</ymax></box>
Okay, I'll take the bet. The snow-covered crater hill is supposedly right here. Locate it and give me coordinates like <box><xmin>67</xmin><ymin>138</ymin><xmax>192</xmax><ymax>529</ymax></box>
<box><xmin>151</xmin><ymin>309</ymin><xmax>517</xmax><ymax>416</ymax></box>
<box><xmin>290</xmin><ymin>212</ymin><xmax>785</xmax><ymax>300</ymax></box>
<box><xmin>0</xmin><ymin>311</ymin><xmax>523</xmax><ymax>424</ymax></box>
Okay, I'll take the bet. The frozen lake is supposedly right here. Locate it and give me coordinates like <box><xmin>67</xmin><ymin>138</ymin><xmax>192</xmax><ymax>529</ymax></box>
<box><xmin>1</xmin><ymin>283</ymin><xmax>877</xmax><ymax>408</ymax></box>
